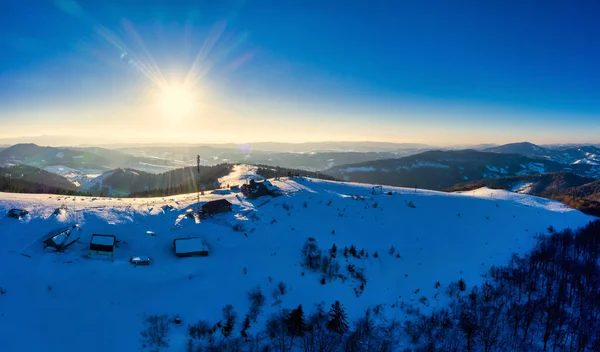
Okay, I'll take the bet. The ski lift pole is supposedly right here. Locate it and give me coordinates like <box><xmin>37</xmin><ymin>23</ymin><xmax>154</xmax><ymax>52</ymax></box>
<box><xmin>197</xmin><ymin>155</ymin><xmax>201</xmax><ymax>215</ymax></box>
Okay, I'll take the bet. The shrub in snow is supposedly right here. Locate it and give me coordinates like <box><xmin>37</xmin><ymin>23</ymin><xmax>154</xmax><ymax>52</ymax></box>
<box><xmin>458</xmin><ymin>278</ymin><xmax>467</xmax><ymax>292</ymax></box>
<box><xmin>303</xmin><ymin>201</ymin><xmax>308</xmax><ymax>208</ymax></box>
<box><xmin>140</xmin><ymin>314</ymin><xmax>170</xmax><ymax>352</ymax></box>
<box><xmin>282</xmin><ymin>203</ymin><xmax>292</xmax><ymax>211</ymax></box>
<box><xmin>389</xmin><ymin>246</ymin><xmax>396</xmax><ymax>255</ymax></box>
<box><xmin>349</xmin><ymin>245</ymin><xmax>357</xmax><ymax>258</ymax></box>
<box><xmin>243</xmin><ymin>267</ymin><xmax>247</xmax><ymax>275</ymax></box>
<box><xmin>277</xmin><ymin>281</ymin><xmax>288</xmax><ymax>296</ymax></box>
<box><xmin>188</xmin><ymin>320</ymin><xmax>211</xmax><ymax>341</ymax></box>
<box><xmin>330</xmin><ymin>243</ymin><xmax>337</xmax><ymax>258</ymax></box>
<box><xmin>240</xmin><ymin>315</ymin><xmax>251</xmax><ymax>338</ymax></box>
<box><xmin>548</xmin><ymin>225</ymin><xmax>555</xmax><ymax>233</ymax></box>
<box><xmin>406</xmin><ymin>200</ymin><xmax>416</xmax><ymax>208</ymax></box>
<box><xmin>373</xmin><ymin>202</ymin><xmax>378</xmax><ymax>208</ymax></box>
<box><xmin>232</xmin><ymin>222</ymin><xmax>246</xmax><ymax>232</ymax></box>
<box><xmin>320</xmin><ymin>277</ymin><xmax>326</xmax><ymax>285</ymax></box>
<box><xmin>321</xmin><ymin>256</ymin><xmax>340</xmax><ymax>280</ymax></box>
<box><xmin>0</xmin><ymin>287</ymin><xmax>5</xmax><ymax>295</ymax></box>
<box><xmin>373</xmin><ymin>251</ymin><xmax>379</xmax><ymax>258</ymax></box>
<box><xmin>327</xmin><ymin>200</ymin><xmax>332</xmax><ymax>206</ymax></box>
<box><xmin>301</xmin><ymin>237</ymin><xmax>322</xmax><ymax>271</ymax></box>
<box><xmin>247</xmin><ymin>286</ymin><xmax>266</xmax><ymax>322</ymax></box>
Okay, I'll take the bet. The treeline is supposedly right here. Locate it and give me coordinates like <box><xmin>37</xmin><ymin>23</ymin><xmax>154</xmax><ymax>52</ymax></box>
<box><xmin>0</xmin><ymin>176</ymin><xmax>90</xmax><ymax>196</ymax></box>
<box><xmin>0</xmin><ymin>165</ymin><xmax>77</xmax><ymax>190</ymax></box>
<box><xmin>96</xmin><ymin>164</ymin><xmax>234</xmax><ymax>197</ymax></box>
<box><xmin>255</xmin><ymin>165</ymin><xmax>337</xmax><ymax>181</ymax></box>
<box><xmin>403</xmin><ymin>220</ymin><xmax>600</xmax><ymax>352</ymax></box>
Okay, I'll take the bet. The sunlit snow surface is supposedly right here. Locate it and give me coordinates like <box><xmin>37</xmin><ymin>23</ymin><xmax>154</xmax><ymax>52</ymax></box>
<box><xmin>0</xmin><ymin>166</ymin><xmax>594</xmax><ymax>351</ymax></box>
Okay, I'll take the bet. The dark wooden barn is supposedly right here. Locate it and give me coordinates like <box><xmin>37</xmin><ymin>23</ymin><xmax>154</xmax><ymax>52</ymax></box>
<box><xmin>202</xmin><ymin>199</ymin><xmax>232</xmax><ymax>215</ymax></box>
<box><xmin>241</xmin><ymin>180</ymin><xmax>271</xmax><ymax>199</ymax></box>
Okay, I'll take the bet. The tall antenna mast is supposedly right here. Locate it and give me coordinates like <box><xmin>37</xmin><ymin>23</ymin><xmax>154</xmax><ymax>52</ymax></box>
<box><xmin>197</xmin><ymin>155</ymin><xmax>201</xmax><ymax>215</ymax></box>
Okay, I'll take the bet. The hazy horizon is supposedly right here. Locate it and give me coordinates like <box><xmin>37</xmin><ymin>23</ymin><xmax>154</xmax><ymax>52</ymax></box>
<box><xmin>2</xmin><ymin>1</ymin><xmax>599</xmax><ymax>145</ymax></box>
<box><xmin>0</xmin><ymin>134</ymin><xmax>598</xmax><ymax>149</ymax></box>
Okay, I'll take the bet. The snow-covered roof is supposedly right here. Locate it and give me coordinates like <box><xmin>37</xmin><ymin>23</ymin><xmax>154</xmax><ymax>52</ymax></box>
<box><xmin>174</xmin><ymin>237</ymin><xmax>209</xmax><ymax>254</ymax></box>
<box><xmin>91</xmin><ymin>234</ymin><xmax>116</xmax><ymax>246</ymax></box>
<box><xmin>131</xmin><ymin>256</ymin><xmax>150</xmax><ymax>262</ymax></box>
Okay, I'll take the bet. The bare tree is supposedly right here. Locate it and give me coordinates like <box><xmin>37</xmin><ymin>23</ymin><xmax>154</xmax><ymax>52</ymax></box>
<box><xmin>140</xmin><ymin>314</ymin><xmax>170</xmax><ymax>352</ymax></box>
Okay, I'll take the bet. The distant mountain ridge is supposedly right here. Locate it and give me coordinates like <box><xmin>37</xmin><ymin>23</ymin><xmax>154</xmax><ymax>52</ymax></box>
<box><xmin>0</xmin><ymin>143</ymin><xmax>189</xmax><ymax>174</ymax></box>
<box><xmin>324</xmin><ymin>149</ymin><xmax>600</xmax><ymax>190</ymax></box>
<box><xmin>483</xmin><ymin>142</ymin><xmax>600</xmax><ymax>166</ymax></box>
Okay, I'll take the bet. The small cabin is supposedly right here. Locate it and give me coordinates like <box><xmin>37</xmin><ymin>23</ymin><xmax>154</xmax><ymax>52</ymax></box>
<box><xmin>90</xmin><ymin>234</ymin><xmax>117</xmax><ymax>258</ymax></box>
<box><xmin>43</xmin><ymin>225</ymin><xmax>80</xmax><ymax>250</ymax></box>
<box><xmin>202</xmin><ymin>199</ymin><xmax>232</xmax><ymax>215</ymax></box>
<box><xmin>8</xmin><ymin>208</ymin><xmax>28</xmax><ymax>219</ymax></box>
<box><xmin>173</xmin><ymin>237</ymin><xmax>210</xmax><ymax>257</ymax></box>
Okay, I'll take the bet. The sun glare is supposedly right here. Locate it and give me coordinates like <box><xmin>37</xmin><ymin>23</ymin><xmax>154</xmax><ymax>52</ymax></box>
<box><xmin>158</xmin><ymin>85</ymin><xmax>197</xmax><ymax>119</ymax></box>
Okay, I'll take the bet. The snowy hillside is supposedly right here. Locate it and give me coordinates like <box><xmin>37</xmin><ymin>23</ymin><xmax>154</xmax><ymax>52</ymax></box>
<box><xmin>0</xmin><ymin>170</ymin><xmax>595</xmax><ymax>351</ymax></box>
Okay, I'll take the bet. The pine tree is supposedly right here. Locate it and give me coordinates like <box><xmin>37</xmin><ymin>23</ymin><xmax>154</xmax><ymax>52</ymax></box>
<box><xmin>349</xmin><ymin>245</ymin><xmax>357</xmax><ymax>258</ymax></box>
<box><xmin>286</xmin><ymin>304</ymin><xmax>306</xmax><ymax>337</ymax></box>
<box><xmin>240</xmin><ymin>315</ymin><xmax>251</xmax><ymax>338</ymax></box>
<box><xmin>330</xmin><ymin>243</ymin><xmax>337</xmax><ymax>258</ymax></box>
<box><xmin>327</xmin><ymin>301</ymin><xmax>349</xmax><ymax>335</ymax></box>
<box><xmin>221</xmin><ymin>304</ymin><xmax>237</xmax><ymax>338</ymax></box>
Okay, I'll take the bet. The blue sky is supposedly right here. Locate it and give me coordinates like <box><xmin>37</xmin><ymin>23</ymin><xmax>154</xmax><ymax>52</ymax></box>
<box><xmin>1</xmin><ymin>0</ymin><xmax>599</xmax><ymax>144</ymax></box>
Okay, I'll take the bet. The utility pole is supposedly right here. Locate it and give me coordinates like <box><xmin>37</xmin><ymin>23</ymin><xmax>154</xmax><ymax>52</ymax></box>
<box><xmin>197</xmin><ymin>155</ymin><xmax>201</xmax><ymax>215</ymax></box>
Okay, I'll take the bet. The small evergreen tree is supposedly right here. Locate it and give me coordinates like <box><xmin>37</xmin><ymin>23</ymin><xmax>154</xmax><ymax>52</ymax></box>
<box><xmin>301</xmin><ymin>237</ymin><xmax>322</xmax><ymax>271</ymax></box>
<box><xmin>330</xmin><ymin>243</ymin><xmax>337</xmax><ymax>258</ymax></box>
<box><xmin>327</xmin><ymin>301</ymin><xmax>349</xmax><ymax>335</ymax></box>
<box><xmin>286</xmin><ymin>304</ymin><xmax>307</xmax><ymax>338</ymax></box>
<box><xmin>221</xmin><ymin>304</ymin><xmax>237</xmax><ymax>338</ymax></box>
<box><xmin>349</xmin><ymin>245</ymin><xmax>358</xmax><ymax>258</ymax></box>
<box><xmin>240</xmin><ymin>315</ymin><xmax>251</xmax><ymax>338</ymax></box>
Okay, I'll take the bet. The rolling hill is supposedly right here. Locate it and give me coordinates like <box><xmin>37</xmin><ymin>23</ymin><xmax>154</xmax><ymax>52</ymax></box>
<box><xmin>0</xmin><ymin>164</ymin><xmax>79</xmax><ymax>194</ymax></box>
<box><xmin>484</xmin><ymin>142</ymin><xmax>600</xmax><ymax>166</ymax></box>
<box><xmin>324</xmin><ymin>149</ymin><xmax>599</xmax><ymax>190</ymax></box>
<box><xmin>0</xmin><ymin>171</ymin><xmax>595</xmax><ymax>351</ymax></box>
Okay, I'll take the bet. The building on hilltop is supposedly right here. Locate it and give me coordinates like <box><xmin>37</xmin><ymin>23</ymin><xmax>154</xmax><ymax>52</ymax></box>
<box><xmin>241</xmin><ymin>179</ymin><xmax>280</xmax><ymax>199</ymax></box>
<box><xmin>202</xmin><ymin>199</ymin><xmax>232</xmax><ymax>216</ymax></box>
<box><xmin>43</xmin><ymin>225</ymin><xmax>80</xmax><ymax>251</ymax></box>
<box><xmin>173</xmin><ymin>237</ymin><xmax>210</xmax><ymax>257</ymax></box>
<box><xmin>89</xmin><ymin>234</ymin><xmax>117</xmax><ymax>259</ymax></box>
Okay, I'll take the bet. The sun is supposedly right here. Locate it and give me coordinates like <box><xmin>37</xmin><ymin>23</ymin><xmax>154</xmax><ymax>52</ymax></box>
<box><xmin>157</xmin><ymin>85</ymin><xmax>197</xmax><ymax>119</ymax></box>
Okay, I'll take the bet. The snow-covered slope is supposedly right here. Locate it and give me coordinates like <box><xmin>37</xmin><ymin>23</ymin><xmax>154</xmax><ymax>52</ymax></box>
<box><xmin>0</xmin><ymin>175</ymin><xmax>594</xmax><ymax>351</ymax></box>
